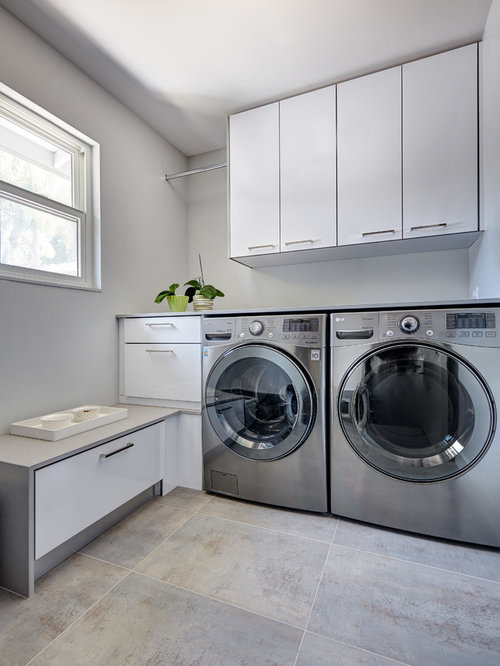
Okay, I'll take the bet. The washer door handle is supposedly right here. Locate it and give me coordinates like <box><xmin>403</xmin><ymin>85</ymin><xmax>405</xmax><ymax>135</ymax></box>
<box><xmin>352</xmin><ymin>384</ymin><xmax>370</xmax><ymax>430</ymax></box>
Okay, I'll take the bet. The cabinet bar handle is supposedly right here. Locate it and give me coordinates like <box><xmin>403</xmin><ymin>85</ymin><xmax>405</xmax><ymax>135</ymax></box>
<box><xmin>145</xmin><ymin>349</ymin><xmax>174</xmax><ymax>353</ymax></box>
<box><xmin>247</xmin><ymin>244</ymin><xmax>275</xmax><ymax>251</ymax></box>
<box><xmin>284</xmin><ymin>239</ymin><xmax>315</xmax><ymax>246</ymax></box>
<box><xmin>146</xmin><ymin>323</ymin><xmax>175</xmax><ymax>327</ymax></box>
<box><xmin>100</xmin><ymin>442</ymin><xmax>134</xmax><ymax>459</ymax></box>
<box><xmin>410</xmin><ymin>223</ymin><xmax>447</xmax><ymax>231</ymax></box>
<box><xmin>362</xmin><ymin>229</ymin><xmax>396</xmax><ymax>237</ymax></box>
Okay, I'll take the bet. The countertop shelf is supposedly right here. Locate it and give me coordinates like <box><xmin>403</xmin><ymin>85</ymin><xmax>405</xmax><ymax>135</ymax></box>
<box><xmin>0</xmin><ymin>404</ymin><xmax>179</xmax><ymax>469</ymax></box>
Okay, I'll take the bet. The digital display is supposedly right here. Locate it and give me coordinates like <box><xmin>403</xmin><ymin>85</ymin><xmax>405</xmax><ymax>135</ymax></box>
<box><xmin>446</xmin><ymin>313</ymin><xmax>495</xmax><ymax>329</ymax></box>
<box><xmin>283</xmin><ymin>318</ymin><xmax>319</xmax><ymax>333</ymax></box>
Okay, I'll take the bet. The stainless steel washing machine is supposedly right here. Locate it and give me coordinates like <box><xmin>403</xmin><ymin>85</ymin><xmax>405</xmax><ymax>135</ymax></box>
<box><xmin>202</xmin><ymin>314</ymin><xmax>328</xmax><ymax>512</ymax></box>
<box><xmin>331</xmin><ymin>307</ymin><xmax>500</xmax><ymax>547</ymax></box>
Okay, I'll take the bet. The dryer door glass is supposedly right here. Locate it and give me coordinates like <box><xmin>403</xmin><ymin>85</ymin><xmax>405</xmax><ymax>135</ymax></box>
<box><xmin>339</xmin><ymin>343</ymin><xmax>494</xmax><ymax>481</ymax></box>
<box><xmin>205</xmin><ymin>344</ymin><xmax>316</xmax><ymax>460</ymax></box>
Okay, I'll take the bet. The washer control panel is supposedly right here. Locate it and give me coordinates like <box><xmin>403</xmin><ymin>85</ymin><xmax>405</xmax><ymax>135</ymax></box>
<box><xmin>332</xmin><ymin>309</ymin><xmax>500</xmax><ymax>347</ymax></box>
<box><xmin>204</xmin><ymin>315</ymin><xmax>326</xmax><ymax>347</ymax></box>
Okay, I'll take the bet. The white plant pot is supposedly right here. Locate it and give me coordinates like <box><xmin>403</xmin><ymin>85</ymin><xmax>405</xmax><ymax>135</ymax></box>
<box><xmin>192</xmin><ymin>295</ymin><xmax>214</xmax><ymax>311</ymax></box>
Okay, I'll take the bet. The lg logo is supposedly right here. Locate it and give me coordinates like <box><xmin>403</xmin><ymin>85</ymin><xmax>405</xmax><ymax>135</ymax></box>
<box><xmin>335</xmin><ymin>317</ymin><xmax>345</xmax><ymax>322</ymax></box>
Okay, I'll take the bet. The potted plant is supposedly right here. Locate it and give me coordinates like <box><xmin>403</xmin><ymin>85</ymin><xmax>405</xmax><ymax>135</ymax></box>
<box><xmin>184</xmin><ymin>255</ymin><xmax>224</xmax><ymax>311</ymax></box>
<box><xmin>154</xmin><ymin>283</ymin><xmax>189</xmax><ymax>312</ymax></box>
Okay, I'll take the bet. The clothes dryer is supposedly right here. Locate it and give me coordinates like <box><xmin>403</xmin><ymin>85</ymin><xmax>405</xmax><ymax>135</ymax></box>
<box><xmin>330</xmin><ymin>307</ymin><xmax>499</xmax><ymax>546</ymax></box>
<box><xmin>203</xmin><ymin>314</ymin><xmax>328</xmax><ymax>512</ymax></box>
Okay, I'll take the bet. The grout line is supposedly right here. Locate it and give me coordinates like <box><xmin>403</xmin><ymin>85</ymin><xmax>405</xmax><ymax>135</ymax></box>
<box><xmin>24</xmin><ymin>570</ymin><xmax>134</xmax><ymax>666</ymax></box>
<box><xmin>131</xmin><ymin>509</ymin><xmax>199</xmax><ymax>571</ymax></box>
<box><xmin>292</xmin><ymin>536</ymin><xmax>335</xmax><ymax>666</ymax></box>
<box><xmin>195</xmin><ymin>510</ymin><xmax>335</xmax><ymax>545</ymax></box>
<box><xmin>305</xmin><ymin>630</ymin><xmax>413</xmax><ymax>666</ymax></box>
<box><xmin>329</xmin><ymin>540</ymin><xmax>500</xmax><ymax>586</ymax></box>
<box><xmin>132</xmin><ymin>569</ymin><xmax>306</xmax><ymax>632</ymax></box>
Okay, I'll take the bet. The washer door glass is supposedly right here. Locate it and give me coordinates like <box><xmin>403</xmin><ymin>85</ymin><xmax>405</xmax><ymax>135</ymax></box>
<box><xmin>339</xmin><ymin>343</ymin><xmax>494</xmax><ymax>482</ymax></box>
<box><xmin>205</xmin><ymin>344</ymin><xmax>316</xmax><ymax>460</ymax></box>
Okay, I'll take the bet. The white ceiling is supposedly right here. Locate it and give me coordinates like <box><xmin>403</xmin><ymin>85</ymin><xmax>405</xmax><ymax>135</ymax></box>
<box><xmin>0</xmin><ymin>0</ymin><xmax>493</xmax><ymax>156</ymax></box>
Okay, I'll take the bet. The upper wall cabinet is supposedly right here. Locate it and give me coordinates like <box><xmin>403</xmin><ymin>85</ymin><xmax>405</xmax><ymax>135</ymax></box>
<box><xmin>229</xmin><ymin>103</ymin><xmax>280</xmax><ymax>258</ymax></box>
<box><xmin>403</xmin><ymin>44</ymin><xmax>478</xmax><ymax>239</ymax></box>
<box><xmin>337</xmin><ymin>66</ymin><xmax>402</xmax><ymax>246</ymax></box>
<box><xmin>229</xmin><ymin>44</ymin><xmax>481</xmax><ymax>268</ymax></box>
<box><xmin>280</xmin><ymin>86</ymin><xmax>336</xmax><ymax>252</ymax></box>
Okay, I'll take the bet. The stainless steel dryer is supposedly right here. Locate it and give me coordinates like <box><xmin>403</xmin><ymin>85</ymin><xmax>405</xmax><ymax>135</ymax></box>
<box><xmin>331</xmin><ymin>307</ymin><xmax>499</xmax><ymax>547</ymax></box>
<box><xmin>202</xmin><ymin>314</ymin><xmax>328</xmax><ymax>512</ymax></box>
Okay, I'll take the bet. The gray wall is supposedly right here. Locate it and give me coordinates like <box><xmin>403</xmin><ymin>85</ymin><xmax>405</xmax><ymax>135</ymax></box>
<box><xmin>470</xmin><ymin>0</ymin><xmax>500</xmax><ymax>297</ymax></box>
<box><xmin>187</xmin><ymin>150</ymin><xmax>470</xmax><ymax>311</ymax></box>
<box><xmin>0</xmin><ymin>7</ymin><xmax>188</xmax><ymax>433</ymax></box>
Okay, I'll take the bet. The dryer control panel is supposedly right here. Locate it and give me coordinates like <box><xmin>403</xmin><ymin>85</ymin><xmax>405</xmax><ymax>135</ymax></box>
<box><xmin>332</xmin><ymin>308</ymin><xmax>500</xmax><ymax>347</ymax></box>
<box><xmin>204</xmin><ymin>314</ymin><xmax>326</xmax><ymax>347</ymax></box>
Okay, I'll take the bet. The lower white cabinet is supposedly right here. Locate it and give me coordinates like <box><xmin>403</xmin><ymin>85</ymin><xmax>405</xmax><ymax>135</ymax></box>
<box><xmin>123</xmin><ymin>343</ymin><xmax>201</xmax><ymax>403</ymax></box>
<box><xmin>35</xmin><ymin>422</ymin><xmax>164</xmax><ymax>559</ymax></box>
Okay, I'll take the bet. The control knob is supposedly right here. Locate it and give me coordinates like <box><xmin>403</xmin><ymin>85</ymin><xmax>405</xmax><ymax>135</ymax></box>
<box><xmin>399</xmin><ymin>315</ymin><xmax>420</xmax><ymax>334</ymax></box>
<box><xmin>249</xmin><ymin>320</ymin><xmax>264</xmax><ymax>336</ymax></box>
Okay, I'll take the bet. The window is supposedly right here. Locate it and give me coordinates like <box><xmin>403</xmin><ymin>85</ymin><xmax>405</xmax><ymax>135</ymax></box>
<box><xmin>0</xmin><ymin>82</ymin><xmax>100</xmax><ymax>289</ymax></box>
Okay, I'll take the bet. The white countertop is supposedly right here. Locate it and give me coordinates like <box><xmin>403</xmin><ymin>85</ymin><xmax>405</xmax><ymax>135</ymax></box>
<box><xmin>0</xmin><ymin>405</ymin><xmax>178</xmax><ymax>469</ymax></box>
<box><xmin>117</xmin><ymin>297</ymin><xmax>500</xmax><ymax>318</ymax></box>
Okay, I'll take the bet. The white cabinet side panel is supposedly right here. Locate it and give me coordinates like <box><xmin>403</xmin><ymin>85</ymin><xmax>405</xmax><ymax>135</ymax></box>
<box><xmin>403</xmin><ymin>44</ymin><xmax>478</xmax><ymax>238</ymax></box>
<box><xmin>280</xmin><ymin>86</ymin><xmax>336</xmax><ymax>251</ymax></box>
<box><xmin>337</xmin><ymin>66</ymin><xmax>402</xmax><ymax>245</ymax></box>
<box><xmin>229</xmin><ymin>104</ymin><xmax>280</xmax><ymax>257</ymax></box>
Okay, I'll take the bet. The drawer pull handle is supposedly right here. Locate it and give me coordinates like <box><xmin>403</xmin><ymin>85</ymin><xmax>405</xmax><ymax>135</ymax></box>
<box><xmin>362</xmin><ymin>229</ymin><xmax>396</xmax><ymax>237</ymax></box>
<box><xmin>247</xmin><ymin>244</ymin><xmax>275</xmax><ymax>251</ymax></box>
<box><xmin>100</xmin><ymin>442</ymin><xmax>134</xmax><ymax>459</ymax></box>
<box><xmin>146</xmin><ymin>323</ymin><xmax>175</xmax><ymax>327</ymax></box>
<box><xmin>284</xmin><ymin>239</ymin><xmax>315</xmax><ymax>246</ymax></box>
<box><xmin>410</xmin><ymin>223</ymin><xmax>447</xmax><ymax>231</ymax></box>
<box><xmin>145</xmin><ymin>349</ymin><xmax>174</xmax><ymax>353</ymax></box>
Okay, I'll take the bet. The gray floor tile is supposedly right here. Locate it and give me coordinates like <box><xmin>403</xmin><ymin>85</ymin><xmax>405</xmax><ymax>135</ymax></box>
<box><xmin>0</xmin><ymin>553</ymin><xmax>127</xmax><ymax>666</ymax></box>
<box><xmin>201</xmin><ymin>495</ymin><xmax>337</xmax><ymax>543</ymax></box>
<box><xmin>136</xmin><ymin>512</ymin><xmax>329</xmax><ymax>627</ymax></box>
<box><xmin>80</xmin><ymin>499</ymin><xmax>192</xmax><ymax>568</ymax></box>
<box><xmin>334</xmin><ymin>518</ymin><xmax>500</xmax><ymax>582</ymax></box>
<box><xmin>159</xmin><ymin>485</ymin><xmax>211</xmax><ymax>512</ymax></box>
<box><xmin>31</xmin><ymin>572</ymin><xmax>303</xmax><ymax>666</ymax></box>
<box><xmin>296</xmin><ymin>632</ymin><xmax>409</xmax><ymax>665</ymax></box>
<box><xmin>308</xmin><ymin>545</ymin><xmax>500</xmax><ymax>666</ymax></box>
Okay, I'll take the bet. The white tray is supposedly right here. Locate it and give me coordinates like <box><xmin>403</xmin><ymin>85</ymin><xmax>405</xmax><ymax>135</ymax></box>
<box><xmin>10</xmin><ymin>406</ymin><xmax>129</xmax><ymax>441</ymax></box>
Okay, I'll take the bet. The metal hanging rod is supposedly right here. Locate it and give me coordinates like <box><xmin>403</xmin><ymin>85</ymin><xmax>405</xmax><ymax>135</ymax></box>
<box><xmin>165</xmin><ymin>161</ymin><xmax>227</xmax><ymax>181</ymax></box>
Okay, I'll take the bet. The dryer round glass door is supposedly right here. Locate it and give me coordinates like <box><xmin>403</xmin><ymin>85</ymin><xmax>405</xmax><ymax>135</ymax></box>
<box><xmin>338</xmin><ymin>343</ymin><xmax>495</xmax><ymax>482</ymax></box>
<box><xmin>205</xmin><ymin>344</ymin><xmax>316</xmax><ymax>460</ymax></box>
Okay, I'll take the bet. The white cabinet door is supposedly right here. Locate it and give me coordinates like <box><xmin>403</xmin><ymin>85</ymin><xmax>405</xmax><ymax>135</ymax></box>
<box><xmin>229</xmin><ymin>103</ymin><xmax>280</xmax><ymax>257</ymax></box>
<box><xmin>35</xmin><ymin>423</ymin><xmax>164</xmax><ymax>558</ymax></box>
<box><xmin>403</xmin><ymin>44</ymin><xmax>478</xmax><ymax>238</ymax></box>
<box><xmin>280</xmin><ymin>86</ymin><xmax>336</xmax><ymax>252</ymax></box>
<box><xmin>337</xmin><ymin>66</ymin><xmax>402</xmax><ymax>246</ymax></box>
<box><xmin>123</xmin><ymin>343</ymin><xmax>201</xmax><ymax>403</ymax></box>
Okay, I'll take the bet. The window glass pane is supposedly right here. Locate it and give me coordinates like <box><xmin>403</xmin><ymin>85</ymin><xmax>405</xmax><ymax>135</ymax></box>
<box><xmin>0</xmin><ymin>116</ymin><xmax>73</xmax><ymax>206</ymax></box>
<box><xmin>0</xmin><ymin>195</ymin><xmax>78</xmax><ymax>276</ymax></box>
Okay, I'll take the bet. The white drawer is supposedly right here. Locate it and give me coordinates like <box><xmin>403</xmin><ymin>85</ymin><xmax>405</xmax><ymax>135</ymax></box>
<box><xmin>34</xmin><ymin>423</ymin><xmax>164</xmax><ymax>559</ymax></box>
<box><xmin>123</xmin><ymin>343</ymin><xmax>201</xmax><ymax>403</ymax></box>
<box><xmin>124</xmin><ymin>317</ymin><xmax>200</xmax><ymax>343</ymax></box>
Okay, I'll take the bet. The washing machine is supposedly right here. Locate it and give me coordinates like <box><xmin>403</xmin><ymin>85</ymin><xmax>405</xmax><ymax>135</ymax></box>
<box><xmin>331</xmin><ymin>307</ymin><xmax>500</xmax><ymax>547</ymax></box>
<box><xmin>202</xmin><ymin>314</ymin><xmax>328</xmax><ymax>512</ymax></box>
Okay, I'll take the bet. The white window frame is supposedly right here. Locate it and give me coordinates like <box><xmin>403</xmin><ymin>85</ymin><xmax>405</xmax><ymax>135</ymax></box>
<box><xmin>0</xmin><ymin>81</ymin><xmax>101</xmax><ymax>290</ymax></box>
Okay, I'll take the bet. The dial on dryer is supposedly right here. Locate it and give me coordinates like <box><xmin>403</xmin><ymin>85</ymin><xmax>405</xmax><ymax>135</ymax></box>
<box><xmin>249</xmin><ymin>320</ymin><xmax>264</xmax><ymax>336</ymax></box>
<box><xmin>399</xmin><ymin>315</ymin><xmax>420</xmax><ymax>334</ymax></box>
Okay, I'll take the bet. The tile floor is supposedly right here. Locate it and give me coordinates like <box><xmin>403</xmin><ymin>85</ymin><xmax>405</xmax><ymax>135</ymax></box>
<box><xmin>1</xmin><ymin>487</ymin><xmax>499</xmax><ymax>665</ymax></box>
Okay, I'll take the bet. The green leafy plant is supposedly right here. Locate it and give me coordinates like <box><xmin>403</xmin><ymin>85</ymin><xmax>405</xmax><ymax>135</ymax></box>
<box><xmin>184</xmin><ymin>255</ymin><xmax>224</xmax><ymax>302</ymax></box>
<box><xmin>154</xmin><ymin>283</ymin><xmax>180</xmax><ymax>304</ymax></box>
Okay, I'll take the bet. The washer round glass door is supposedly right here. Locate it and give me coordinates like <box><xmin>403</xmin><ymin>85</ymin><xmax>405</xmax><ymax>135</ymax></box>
<box><xmin>339</xmin><ymin>343</ymin><xmax>495</xmax><ymax>482</ymax></box>
<box><xmin>205</xmin><ymin>344</ymin><xmax>316</xmax><ymax>460</ymax></box>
